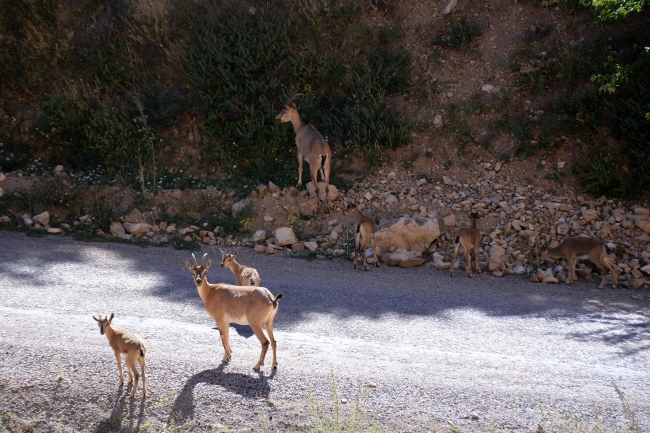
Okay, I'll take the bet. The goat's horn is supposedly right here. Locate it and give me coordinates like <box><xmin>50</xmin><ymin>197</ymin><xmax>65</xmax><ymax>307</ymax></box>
<box><xmin>191</xmin><ymin>253</ymin><xmax>198</xmax><ymax>266</ymax></box>
<box><xmin>200</xmin><ymin>253</ymin><xmax>208</xmax><ymax>266</ymax></box>
<box><xmin>286</xmin><ymin>93</ymin><xmax>305</xmax><ymax>106</ymax></box>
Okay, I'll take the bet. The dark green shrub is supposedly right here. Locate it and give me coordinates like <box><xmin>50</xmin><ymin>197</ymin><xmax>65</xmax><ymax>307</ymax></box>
<box><xmin>432</xmin><ymin>17</ymin><xmax>482</xmax><ymax>49</ymax></box>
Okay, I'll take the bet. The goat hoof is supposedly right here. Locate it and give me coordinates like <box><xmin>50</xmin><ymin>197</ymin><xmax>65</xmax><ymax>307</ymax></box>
<box><xmin>272</xmin><ymin>365</ymin><xmax>278</xmax><ymax>370</ymax></box>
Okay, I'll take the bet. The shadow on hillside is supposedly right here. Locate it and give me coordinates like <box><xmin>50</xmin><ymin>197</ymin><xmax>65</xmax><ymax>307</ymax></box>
<box><xmin>1</xmin><ymin>231</ymin><xmax>649</xmax><ymax>356</ymax></box>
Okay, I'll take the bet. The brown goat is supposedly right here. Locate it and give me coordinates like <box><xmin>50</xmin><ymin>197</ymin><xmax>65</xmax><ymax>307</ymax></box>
<box><xmin>450</xmin><ymin>212</ymin><xmax>482</xmax><ymax>277</ymax></box>
<box><xmin>186</xmin><ymin>253</ymin><xmax>282</xmax><ymax>370</ymax></box>
<box><xmin>220</xmin><ymin>249</ymin><xmax>261</xmax><ymax>286</ymax></box>
<box><xmin>276</xmin><ymin>93</ymin><xmax>332</xmax><ymax>212</ymax></box>
<box><xmin>348</xmin><ymin>197</ymin><xmax>380</xmax><ymax>271</ymax></box>
<box><xmin>93</xmin><ymin>313</ymin><xmax>146</xmax><ymax>397</ymax></box>
<box><xmin>541</xmin><ymin>237</ymin><xmax>618</xmax><ymax>288</ymax></box>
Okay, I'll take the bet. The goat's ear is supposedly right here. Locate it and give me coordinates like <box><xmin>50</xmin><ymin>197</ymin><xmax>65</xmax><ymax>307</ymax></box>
<box><xmin>233</xmin><ymin>250</ymin><xmax>238</xmax><ymax>259</ymax></box>
<box><xmin>185</xmin><ymin>260</ymin><xmax>192</xmax><ymax>270</ymax></box>
<box><xmin>108</xmin><ymin>313</ymin><xmax>114</xmax><ymax>324</ymax></box>
<box><xmin>205</xmin><ymin>258</ymin><xmax>212</xmax><ymax>268</ymax></box>
<box><xmin>92</xmin><ymin>315</ymin><xmax>100</xmax><ymax>322</ymax></box>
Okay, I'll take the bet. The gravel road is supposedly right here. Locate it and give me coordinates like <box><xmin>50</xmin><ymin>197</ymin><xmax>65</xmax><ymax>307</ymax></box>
<box><xmin>0</xmin><ymin>231</ymin><xmax>648</xmax><ymax>432</ymax></box>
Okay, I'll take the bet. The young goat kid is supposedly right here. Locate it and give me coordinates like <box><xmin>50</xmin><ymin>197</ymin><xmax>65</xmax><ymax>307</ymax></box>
<box><xmin>276</xmin><ymin>93</ymin><xmax>332</xmax><ymax>212</ymax></box>
<box><xmin>349</xmin><ymin>197</ymin><xmax>379</xmax><ymax>271</ymax></box>
<box><xmin>93</xmin><ymin>313</ymin><xmax>146</xmax><ymax>397</ymax></box>
<box><xmin>541</xmin><ymin>237</ymin><xmax>618</xmax><ymax>289</ymax></box>
<box><xmin>220</xmin><ymin>249</ymin><xmax>261</xmax><ymax>286</ymax></box>
<box><xmin>450</xmin><ymin>212</ymin><xmax>482</xmax><ymax>277</ymax></box>
<box><xmin>186</xmin><ymin>253</ymin><xmax>282</xmax><ymax>370</ymax></box>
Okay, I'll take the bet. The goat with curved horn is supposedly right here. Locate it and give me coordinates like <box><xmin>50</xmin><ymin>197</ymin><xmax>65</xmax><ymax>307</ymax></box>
<box><xmin>276</xmin><ymin>93</ymin><xmax>332</xmax><ymax>213</ymax></box>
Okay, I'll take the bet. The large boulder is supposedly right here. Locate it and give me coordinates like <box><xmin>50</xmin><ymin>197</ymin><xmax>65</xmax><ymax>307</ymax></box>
<box><xmin>374</xmin><ymin>217</ymin><xmax>441</xmax><ymax>253</ymax></box>
<box><xmin>381</xmin><ymin>248</ymin><xmax>424</xmax><ymax>268</ymax></box>
<box><xmin>274</xmin><ymin>227</ymin><xmax>298</xmax><ymax>247</ymax></box>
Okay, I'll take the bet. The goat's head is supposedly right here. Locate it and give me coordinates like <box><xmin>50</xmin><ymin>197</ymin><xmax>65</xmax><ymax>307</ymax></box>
<box><xmin>219</xmin><ymin>248</ymin><xmax>237</xmax><ymax>268</ymax></box>
<box><xmin>344</xmin><ymin>196</ymin><xmax>361</xmax><ymax>217</ymax></box>
<box><xmin>185</xmin><ymin>253</ymin><xmax>211</xmax><ymax>285</ymax></box>
<box><xmin>275</xmin><ymin>93</ymin><xmax>304</xmax><ymax>123</ymax></box>
<box><xmin>92</xmin><ymin>313</ymin><xmax>114</xmax><ymax>335</ymax></box>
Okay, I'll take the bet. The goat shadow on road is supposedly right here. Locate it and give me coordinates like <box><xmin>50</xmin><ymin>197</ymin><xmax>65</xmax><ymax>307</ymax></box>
<box><xmin>93</xmin><ymin>385</ymin><xmax>146</xmax><ymax>433</ymax></box>
<box><xmin>1</xmin><ymin>232</ymin><xmax>649</xmax><ymax>356</ymax></box>
<box><xmin>170</xmin><ymin>363</ymin><xmax>274</xmax><ymax>423</ymax></box>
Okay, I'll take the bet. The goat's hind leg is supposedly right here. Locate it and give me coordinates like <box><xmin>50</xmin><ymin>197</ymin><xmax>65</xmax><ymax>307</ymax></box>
<box><xmin>463</xmin><ymin>246</ymin><xmax>472</xmax><ymax>278</ymax></box>
<box><xmin>265</xmin><ymin>314</ymin><xmax>279</xmax><ymax>369</ymax></box>
<box><xmin>251</xmin><ymin>323</ymin><xmax>270</xmax><ymax>371</ymax></box>
<box><xmin>450</xmin><ymin>242</ymin><xmax>461</xmax><ymax>277</ymax></box>
<box><xmin>126</xmin><ymin>352</ymin><xmax>139</xmax><ymax>397</ymax></box>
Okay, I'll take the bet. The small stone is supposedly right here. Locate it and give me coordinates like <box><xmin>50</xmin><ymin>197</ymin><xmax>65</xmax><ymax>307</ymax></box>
<box><xmin>632</xmin><ymin>294</ymin><xmax>644</xmax><ymax>301</ymax></box>
<box><xmin>0</xmin><ymin>172</ymin><xmax>5</xmax><ymax>182</ymax></box>
<box><xmin>33</xmin><ymin>211</ymin><xmax>50</xmax><ymax>226</ymax></box>
<box><xmin>254</xmin><ymin>245</ymin><xmax>266</xmax><ymax>253</ymax></box>
<box><xmin>557</xmin><ymin>161</ymin><xmax>566</xmax><ymax>169</ymax></box>
<box><xmin>0</xmin><ymin>215</ymin><xmax>10</xmax><ymax>223</ymax></box>
<box><xmin>292</xmin><ymin>242</ymin><xmax>306</xmax><ymax>251</ymax></box>
<box><xmin>443</xmin><ymin>214</ymin><xmax>456</xmax><ymax>227</ymax></box>
<box><xmin>264</xmin><ymin>215</ymin><xmax>274</xmax><ymax>222</ymax></box>
<box><xmin>481</xmin><ymin>84</ymin><xmax>499</xmax><ymax>94</ymax></box>
<box><xmin>513</xmin><ymin>265</ymin><xmax>526</xmax><ymax>275</ymax></box>
<box><xmin>367</xmin><ymin>382</ymin><xmax>377</xmax><ymax>388</ymax></box>
<box><xmin>471</xmin><ymin>413</ymin><xmax>480</xmax><ymax>420</ymax></box>
<box><xmin>110</xmin><ymin>221</ymin><xmax>126</xmax><ymax>236</ymax></box>
<box><xmin>630</xmin><ymin>279</ymin><xmax>645</xmax><ymax>290</ymax></box>
<box><xmin>47</xmin><ymin>227</ymin><xmax>62</xmax><ymax>234</ymax></box>
<box><xmin>54</xmin><ymin>165</ymin><xmax>64</xmax><ymax>174</ymax></box>
<box><xmin>434</xmin><ymin>114</ymin><xmax>443</xmax><ymax>128</ymax></box>
<box><xmin>304</xmin><ymin>241</ymin><xmax>318</xmax><ymax>252</ymax></box>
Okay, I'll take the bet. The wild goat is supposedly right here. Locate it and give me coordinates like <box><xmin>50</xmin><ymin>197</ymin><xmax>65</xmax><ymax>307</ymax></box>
<box><xmin>276</xmin><ymin>93</ymin><xmax>332</xmax><ymax>211</ymax></box>
<box><xmin>348</xmin><ymin>197</ymin><xmax>379</xmax><ymax>271</ymax></box>
<box><xmin>450</xmin><ymin>212</ymin><xmax>482</xmax><ymax>277</ymax></box>
<box><xmin>93</xmin><ymin>313</ymin><xmax>147</xmax><ymax>397</ymax></box>
<box><xmin>186</xmin><ymin>253</ymin><xmax>282</xmax><ymax>370</ymax></box>
<box><xmin>541</xmin><ymin>237</ymin><xmax>618</xmax><ymax>289</ymax></box>
<box><xmin>220</xmin><ymin>248</ymin><xmax>261</xmax><ymax>286</ymax></box>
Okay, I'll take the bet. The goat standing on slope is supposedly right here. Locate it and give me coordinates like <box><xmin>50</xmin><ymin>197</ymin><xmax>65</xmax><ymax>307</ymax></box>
<box><xmin>186</xmin><ymin>253</ymin><xmax>282</xmax><ymax>370</ymax></box>
<box><xmin>93</xmin><ymin>313</ymin><xmax>147</xmax><ymax>397</ymax></box>
<box><xmin>276</xmin><ymin>93</ymin><xmax>332</xmax><ymax>212</ymax></box>
<box><xmin>541</xmin><ymin>237</ymin><xmax>618</xmax><ymax>289</ymax></box>
<box><xmin>348</xmin><ymin>197</ymin><xmax>380</xmax><ymax>271</ymax></box>
<box><xmin>450</xmin><ymin>212</ymin><xmax>482</xmax><ymax>277</ymax></box>
<box><xmin>220</xmin><ymin>248</ymin><xmax>261</xmax><ymax>286</ymax></box>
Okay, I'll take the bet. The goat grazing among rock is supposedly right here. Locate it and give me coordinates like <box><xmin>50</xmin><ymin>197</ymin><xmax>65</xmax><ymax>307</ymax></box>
<box><xmin>541</xmin><ymin>237</ymin><xmax>618</xmax><ymax>289</ymax></box>
<box><xmin>186</xmin><ymin>253</ymin><xmax>282</xmax><ymax>370</ymax></box>
<box><xmin>450</xmin><ymin>212</ymin><xmax>482</xmax><ymax>277</ymax></box>
<box><xmin>93</xmin><ymin>313</ymin><xmax>147</xmax><ymax>397</ymax></box>
<box><xmin>220</xmin><ymin>248</ymin><xmax>261</xmax><ymax>286</ymax></box>
<box><xmin>348</xmin><ymin>197</ymin><xmax>380</xmax><ymax>271</ymax></box>
<box><xmin>276</xmin><ymin>93</ymin><xmax>332</xmax><ymax>212</ymax></box>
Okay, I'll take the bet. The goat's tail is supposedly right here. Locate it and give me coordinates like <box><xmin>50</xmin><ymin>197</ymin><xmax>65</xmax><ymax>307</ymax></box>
<box><xmin>272</xmin><ymin>293</ymin><xmax>283</xmax><ymax>308</ymax></box>
<box><xmin>250</xmin><ymin>277</ymin><xmax>256</xmax><ymax>286</ymax></box>
<box><xmin>454</xmin><ymin>235</ymin><xmax>460</xmax><ymax>244</ymax></box>
<box><xmin>140</xmin><ymin>349</ymin><xmax>145</xmax><ymax>358</ymax></box>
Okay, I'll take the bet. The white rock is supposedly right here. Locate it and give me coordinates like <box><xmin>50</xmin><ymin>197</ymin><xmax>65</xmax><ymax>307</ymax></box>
<box><xmin>54</xmin><ymin>165</ymin><xmax>64</xmax><ymax>174</ymax></box>
<box><xmin>442</xmin><ymin>0</ymin><xmax>457</xmax><ymax>14</ymax></box>
<box><xmin>513</xmin><ymin>265</ymin><xmax>526</xmax><ymax>275</ymax></box>
<box><xmin>252</xmin><ymin>230</ymin><xmax>266</xmax><ymax>244</ymax></box>
<box><xmin>640</xmin><ymin>264</ymin><xmax>650</xmax><ymax>275</ymax></box>
<box><xmin>434</xmin><ymin>114</ymin><xmax>443</xmax><ymax>128</ymax></box>
<box><xmin>264</xmin><ymin>215</ymin><xmax>274</xmax><ymax>222</ymax></box>
<box><xmin>274</xmin><ymin>227</ymin><xmax>298</xmax><ymax>246</ymax></box>
<box><xmin>374</xmin><ymin>217</ymin><xmax>441</xmax><ymax>253</ymax></box>
<box><xmin>0</xmin><ymin>216</ymin><xmax>10</xmax><ymax>223</ymax></box>
<box><xmin>482</xmin><ymin>84</ymin><xmax>499</xmax><ymax>94</ymax></box>
<box><xmin>304</xmin><ymin>241</ymin><xmax>318</xmax><ymax>252</ymax></box>
<box><xmin>385</xmin><ymin>194</ymin><xmax>398</xmax><ymax>204</ymax></box>
<box><xmin>0</xmin><ymin>172</ymin><xmax>5</xmax><ymax>182</ymax></box>
<box><xmin>47</xmin><ymin>227</ymin><xmax>62</xmax><ymax>234</ymax></box>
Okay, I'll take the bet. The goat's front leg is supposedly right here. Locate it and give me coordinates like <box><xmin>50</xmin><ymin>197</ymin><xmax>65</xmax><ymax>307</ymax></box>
<box><xmin>216</xmin><ymin>321</ymin><xmax>232</xmax><ymax>363</ymax></box>
<box><xmin>474</xmin><ymin>241</ymin><xmax>481</xmax><ymax>274</ymax></box>
<box><xmin>113</xmin><ymin>350</ymin><xmax>125</xmax><ymax>385</ymax></box>
<box><xmin>371</xmin><ymin>236</ymin><xmax>380</xmax><ymax>267</ymax></box>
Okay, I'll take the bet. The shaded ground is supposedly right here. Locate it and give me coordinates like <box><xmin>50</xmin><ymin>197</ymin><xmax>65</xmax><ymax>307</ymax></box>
<box><xmin>0</xmin><ymin>231</ymin><xmax>648</xmax><ymax>432</ymax></box>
